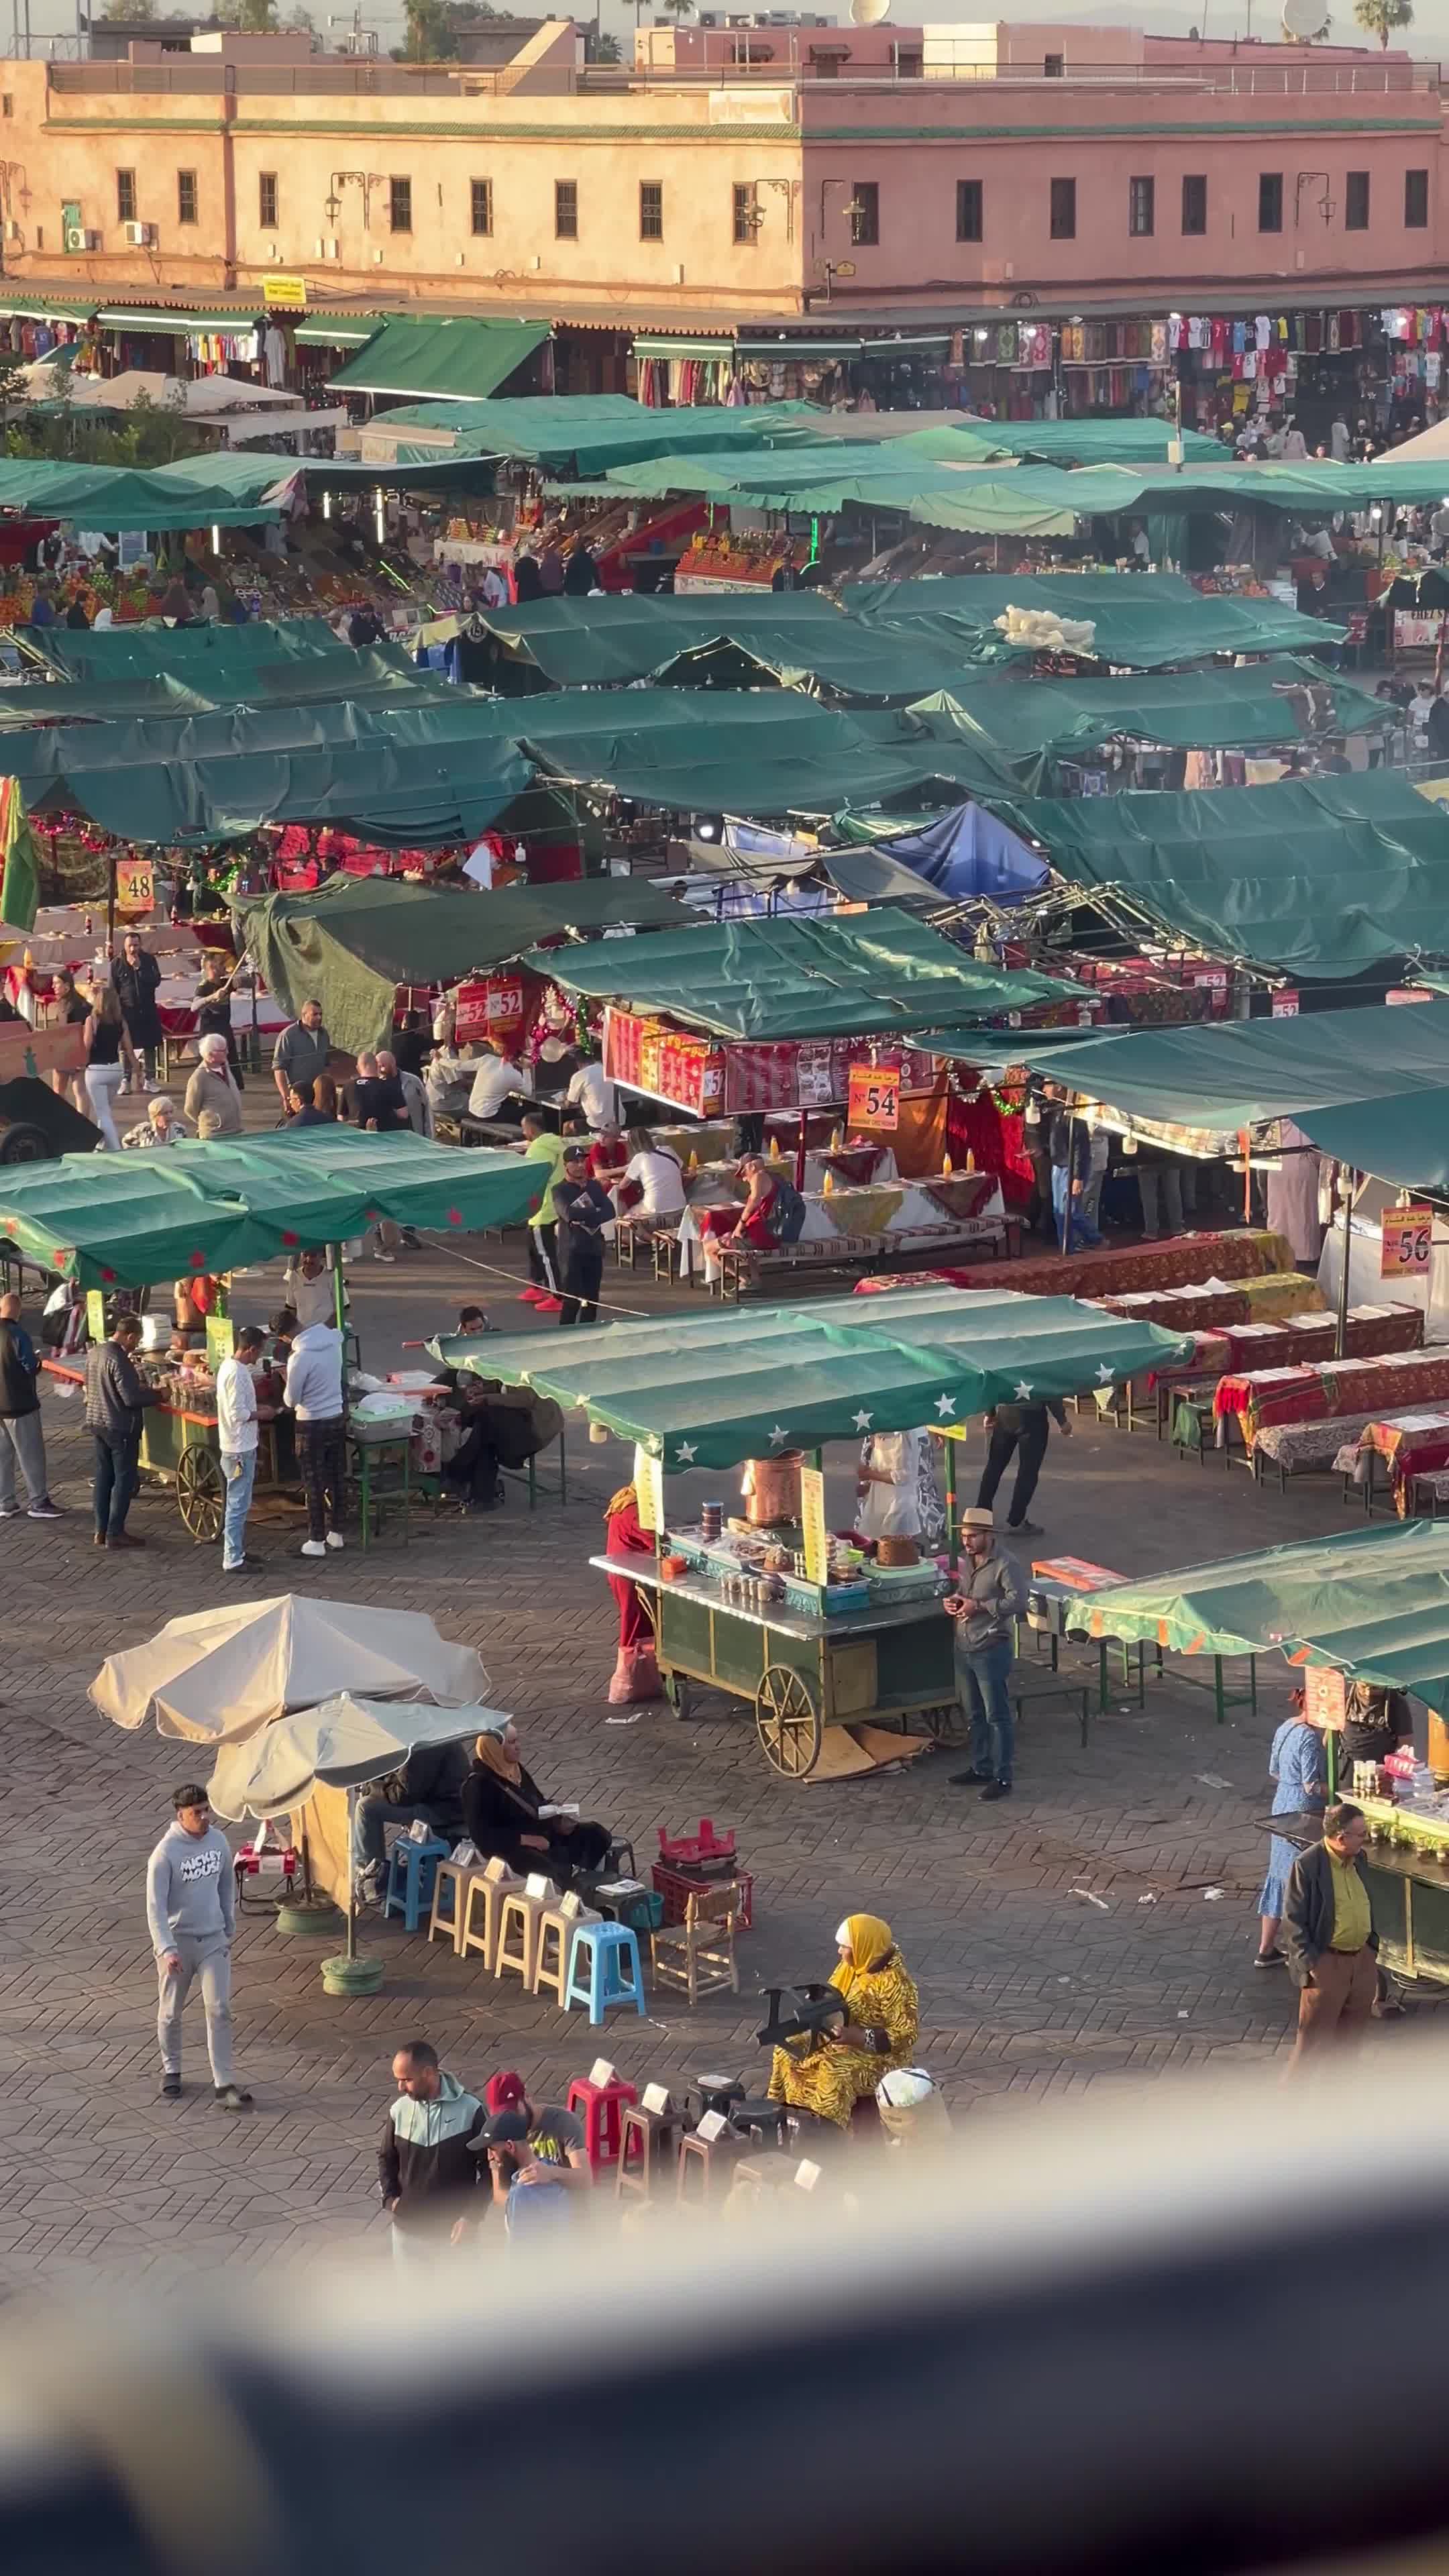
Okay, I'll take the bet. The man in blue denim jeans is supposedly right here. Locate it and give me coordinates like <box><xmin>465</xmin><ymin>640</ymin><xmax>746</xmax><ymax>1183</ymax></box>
<box><xmin>945</xmin><ymin>1507</ymin><xmax>1026</xmax><ymax>1804</ymax></box>
<box><xmin>215</xmin><ymin>1324</ymin><xmax>273</xmax><ymax>1574</ymax></box>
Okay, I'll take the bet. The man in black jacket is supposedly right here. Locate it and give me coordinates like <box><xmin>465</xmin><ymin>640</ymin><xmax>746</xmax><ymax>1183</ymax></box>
<box><xmin>0</xmin><ymin>1291</ymin><xmax>62</xmax><ymax>1521</ymax></box>
<box><xmin>84</xmin><ymin>1313</ymin><xmax>163</xmax><ymax>1548</ymax></box>
<box><xmin>113</xmin><ymin>932</ymin><xmax>164</xmax><ymax>1087</ymax></box>
<box><xmin>378</xmin><ymin>2039</ymin><xmax>487</xmax><ymax>2262</ymax></box>
<box><xmin>552</xmin><ymin>1144</ymin><xmax>612</xmax><ymax>1327</ymax></box>
<box><xmin>352</xmin><ymin>1740</ymin><xmax>470</xmax><ymax>1905</ymax></box>
<box><xmin>1284</xmin><ymin>1802</ymin><xmax>1379</xmax><ymax>2066</ymax></box>
<box><xmin>976</xmin><ymin>1394</ymin><xmax>1072</xmax><ymax>1540</ymax></box>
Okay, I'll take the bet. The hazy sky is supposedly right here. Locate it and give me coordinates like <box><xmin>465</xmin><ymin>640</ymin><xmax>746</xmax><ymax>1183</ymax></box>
<box><xmin>5</xmin><ymin>0</ymin><xmax>1443</xmax><ymax>66</ymax></box>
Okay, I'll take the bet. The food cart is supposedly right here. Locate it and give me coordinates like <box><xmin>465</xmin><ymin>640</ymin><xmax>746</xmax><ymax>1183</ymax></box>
<box><xmin>433</xmin><ymin>1283</ymin><xmax>1191</xmax><ymax>1780</ymax></box>
<box><xmin>1</xmin><ymin>1127</ymin><xmax>545</xmax><ymax>1536</ymax></box>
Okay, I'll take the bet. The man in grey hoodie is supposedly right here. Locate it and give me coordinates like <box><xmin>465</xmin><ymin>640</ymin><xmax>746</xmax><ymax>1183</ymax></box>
<box><xmin>146</xmin><ymin>1782</ymin><xmax>251</xmax><ymax>2110</ymax></box>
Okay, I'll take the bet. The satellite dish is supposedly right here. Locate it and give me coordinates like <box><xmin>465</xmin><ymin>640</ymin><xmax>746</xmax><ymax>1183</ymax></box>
<box><xmin>1281</xmin><ymin>0</ymin><xmax>1330</xmax><ymax>37</ymax></box>
<box><xmin>851</xmin><ymin>0</ymin><xmax>892</xmax><ymax>24</ymax></box>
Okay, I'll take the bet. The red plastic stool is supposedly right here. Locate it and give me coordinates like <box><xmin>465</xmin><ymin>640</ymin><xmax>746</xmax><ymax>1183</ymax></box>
<box><xmin>658</xmin><ymin>1818</ymin><xmax>736</xmax><ymax>1870</ymax></box>
<box><xmin>566</xmin><ymin>2073</ymin><xmax>638</xmax><ymax>2169</ymax></box>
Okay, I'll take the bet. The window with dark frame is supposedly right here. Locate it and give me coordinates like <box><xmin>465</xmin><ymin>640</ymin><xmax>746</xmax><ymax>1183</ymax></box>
<box><xmin>1181</xmin><ymin>172</ymin><xmax>1206</xmax><ymax>234</ymax></box>
<box><xmin>116</xmin><ymin>168</ymin><xmax>136</xmax><ymax>224</ymax></box>
<box><xmin>1345</xmin><ymin>169</ymin><xmax>1370</xmax><ymax>230</ymax></box>
<box><xmin>389</xmin><ymin>175</ymin><xmax>411</xmax><ymax>233</ymax></box>
<box><xmin>1128</xmin><ymin>175</ymin><xmax>1153</xmax><ymax>237</ymax></box>
<box><xmin>1043</xmin><ymin>51</ymin><xmax>1063</xmax><ymax>74</ymax></box>
<box><xmin>1258</xmin><ymin>170</ymin><xmax>1283</xmax><ymax>232</ymax></box>
<box><xmin>1049</xmin><ymin>175</ymin><xmax>1075</xmax><ymax>239</ymax></box>
<box><xmin>176</xmin><ymin>168</ymin><xmax>197</xmax><ymax>225</ymax></box>
<box><xmin>956</xmin><ymin>176</ymin><xmax>982</xmax><ymax>243</ymax></box>
<box><xmin>259</xmin><ymin>170</ymin><xmax>278</xmax><ymax>229</ymax></box>
<box><xmin>1406</xmin><ymin>166</ymin><xmax>1429</xmax><ymax>227</ymax></box>
<box><xmin>639</xmin><ymin>180</ymin><xmax>663</xmax><ymax>241</ymax></box>
<box><xmin>470</xmin><ymin>177</ymin><xmax>492</xmax><ymax>236</ymax></box>
<box><xmin>733</xmin><ymin>180</ymin><xmax>758</xmax><ymax>245</ymax></box>
<box><xmin>849</xmin><ymin>180</ymin><xmax>878</xmax><ymax>246</ymax></box>
<box><xmin>555</xmin><ymin>178</ymin><xmax>578</xmax><ymax>239</ymax></box>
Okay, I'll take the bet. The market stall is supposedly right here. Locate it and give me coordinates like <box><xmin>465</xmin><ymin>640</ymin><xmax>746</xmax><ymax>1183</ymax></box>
<box><xmin>859</xmin><ymin>1229</ymin><xmax>1297</xmax><ymax>1302</ymax></box>
<box><xmin>431</xmin><ymin>1285</ymin><xmax>1191</xmax><ymax>1780</ymax></box>
<box><xmin>1069</xmin><ymin>1524</ymin><xmax>1449</xmax><ymax>1988</ymax></box>
<box><xmin>1</xmin><ymin>1128</ymin><xmax>543</xmax><ymax>1538</ymax></box>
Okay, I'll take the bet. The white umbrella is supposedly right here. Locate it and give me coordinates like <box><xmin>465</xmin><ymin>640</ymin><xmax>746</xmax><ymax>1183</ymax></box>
<box><xmin>208</xmin><ymin>1692</ymin><xmax>505</xmax><ymax>1988</ymax></box>
<box><xmin>207</xmin><ymin>1693</ymin><xmax>502</xmax><ymax>1821</ymax></box>
<box><xmin>91</xmin><ymin>1595</ymin><xmax>486</xmax><ymax>1746</ymax></box>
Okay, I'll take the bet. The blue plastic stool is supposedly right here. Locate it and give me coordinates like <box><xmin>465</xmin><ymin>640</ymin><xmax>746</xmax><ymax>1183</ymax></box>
<box><xmin>384</xmin><ymin>1835</ymin><xmax>451</xmax><ymax>1933</ymax></box>
<box><xmin>565</xmin><ymin>1921</ymin><xmax>647</xmax><ymax>2027</ymax></box>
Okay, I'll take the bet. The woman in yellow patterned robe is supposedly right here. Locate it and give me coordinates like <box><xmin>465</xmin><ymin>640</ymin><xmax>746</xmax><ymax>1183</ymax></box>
<box><xmin>766</xmin><ymin>1912</ymin><xmax>920</xmax><ymax>2129</ymax></box>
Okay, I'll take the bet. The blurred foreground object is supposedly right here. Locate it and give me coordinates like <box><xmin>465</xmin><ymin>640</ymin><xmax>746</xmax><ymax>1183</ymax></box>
<box><xmin>11</xmin><ymin>2050</ymin><xmax>1449</xmax><ymax>2575</ymax></box>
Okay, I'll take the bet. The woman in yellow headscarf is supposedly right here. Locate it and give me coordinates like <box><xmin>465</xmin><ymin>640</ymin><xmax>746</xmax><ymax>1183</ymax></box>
<box><xmin>766</xmin><ymin>1913</ymin><xmax>920</xmax><ymax>2130</ymax></box>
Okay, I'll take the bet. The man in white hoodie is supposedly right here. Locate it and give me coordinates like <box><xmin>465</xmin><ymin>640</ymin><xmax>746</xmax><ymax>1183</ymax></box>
<box><xmin>283</xmin><ymin>1317</ymin><xmax>345</xmax><ymax>1558</ymax></box>
<box><xmin>146</xmin><ymin>1782</ymin><xmax>250</xmax><ymax>2109</ymax></box>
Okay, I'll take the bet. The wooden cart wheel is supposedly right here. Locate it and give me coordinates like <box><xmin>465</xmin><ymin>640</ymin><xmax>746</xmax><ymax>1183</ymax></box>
<box><xmin>755</xmin><ymin>1664</ymin><xmax>822</xmax><ymax>1780</ymax></box>
<box><xmin>663</xmin><ymin>1671</ymin><xmax>693</xmax><ymax>1720</ymax></box>
<box><xmin>176</xmin><ymin>1442</ymin><xmax>225</xmax><ymax>1543</ymax></box>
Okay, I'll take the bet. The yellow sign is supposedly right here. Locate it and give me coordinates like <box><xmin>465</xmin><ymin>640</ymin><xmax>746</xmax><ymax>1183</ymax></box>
<box><xmin>847</xmin><ymin>1063</ymin><xmax>900</xmax><ymax>1132</ymax></box>
<box><xmin>799</xmin><ymin>1464</ymin><xmax>828</xmax><ymax>1585</ymax></box>
<box><xmin>635</xmin><ymin>1450</ymin><xmax>665</xmax><ymax>1536</ymax></box>
<box><xmin>85</xmin><ymin>1289</ymin><xmax>107</xmax><ymax>1341</ymax></box>
<box><xmin>205</xmin><ymin>1312</ymin><xmax>235</xmax><ymax>1373</ymax></box>
<box><xmin>114</xmin><ymin>857</ymin><xmax>154</xmax><ymax>914</ymax></box>
<box><xmin>263</xmin><ymin>276</ymin><xmax>309</xmax><ymax>310</ymax></box>
<box><xmin>1381</xmin><ymin>1205</ymin><xmax>1433</xmax><ymax>1279</ymax></box>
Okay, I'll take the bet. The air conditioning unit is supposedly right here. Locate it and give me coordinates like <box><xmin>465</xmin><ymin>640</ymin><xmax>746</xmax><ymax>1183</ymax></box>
<box><xmin>64</xmin><ymin>222</ymin><xmax>86</xmax><ymax>252</ymax></box>
<box><xmin>122</xmin><ymin>220</ymin><xmax>156</xmax><ymax>247</ymax></box>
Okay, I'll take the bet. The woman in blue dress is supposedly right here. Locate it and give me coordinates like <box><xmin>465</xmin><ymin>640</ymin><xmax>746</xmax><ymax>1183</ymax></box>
<box><xmin>1256</xmin><ymin>1699</ymin><xmax>1328</xmax><ymax>1969</ymax></box>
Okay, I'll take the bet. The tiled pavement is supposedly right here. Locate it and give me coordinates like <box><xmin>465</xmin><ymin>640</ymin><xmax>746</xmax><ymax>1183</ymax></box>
<box><xmin>0</xmin><ymin>1214</ymin><xmax>1406</xmax><ymax>2292</ymax></box>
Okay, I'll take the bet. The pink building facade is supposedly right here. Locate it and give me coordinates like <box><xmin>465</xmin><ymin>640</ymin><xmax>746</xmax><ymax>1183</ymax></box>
<box><xmin>0</xmin><ymin>23</ymin><xmax>1444</xmax><ymax>427</ymax></box>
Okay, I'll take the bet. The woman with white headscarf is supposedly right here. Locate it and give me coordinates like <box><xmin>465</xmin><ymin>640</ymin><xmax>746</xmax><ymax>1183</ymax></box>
<box><xmin>182</xmin><ymin>1032</ymin><xmax>244</xmax><ymax>1135</ymax></box>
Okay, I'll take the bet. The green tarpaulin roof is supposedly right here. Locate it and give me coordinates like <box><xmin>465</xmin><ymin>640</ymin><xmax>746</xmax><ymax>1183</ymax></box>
<box><xmin>327</xmin><ymin>318</ymin><xmax>551</xmax><ymax>402</ymax></box>
<box><xmin>984</xmin><ymin>773</ymin><xmax>1449</xmax><ymax>981</ymax></box>
<box><xmin>0</xmin><ymin>697</ymin><xmax>533</xmax><ymax>848</ymax></box>
<box><xmin>374</xmin><ymin>396</ymin><xmax>831</xmax><ymax>476</ymax></box>
<box><xmin>17</xmin><ymin>637</ymin><xmax>458</xmax><ymax>721</ymax></box>
<box><xmin>27</xmin><ymin>616</ymin><xmax>341</xmax><ymax>682</ymax></box>
<box><xmin>429</xmin><ymin>1285</ymin><xmax>1191</xmax><ymax>1470</ymax></box>
<box><xmin>904</xmin><ymin>420</ymin><xmax>1229</xmax><ymax>468</ymax></box>
<box><xmin>470</xmin><ymin>593</ymin><xmax>959</xmax><ymax>701</ymax></box>
<box><xmin>845</xmin><ymin>574</ymin><xmax>1343</xmax><ymax>670</ymax></box>
<box><xmin>1069</xmin><ymin>1524</ymin><xmax>1449</xmax><ymax>1714</ymax></box>
<box><xmin>0</xmin><ymin>452</ymin><xmax>295</xmax><ymax>530</ymax></box>
<box><xmin>953</xmin><ymin>999</ymin><xmax>1449</xmax><ymax>1136</ymax></box>
<box><xmin>95</xmin><ymin>306</ymin><xmax>262</xmax><ymax>334</ymax></box>
<box><xmin>911</xmin><ymin>661</ymin><xmax>1385</xmax><ymax>763</ymax></box>
<box><xmin>528</xmin><ymin>910</ymin><xmax>1063</xmax><ymax>1041</ymax></box>
<box><xmin>0</xmin><ymin>683</ymin><xmax>1012</xmax><ymax>846</ymax></box>
<box><xmin>235</xmin><ymin>875</ymin><xmax>691</xmax><ymax>1057</ymax></box>
<box><xmin>0</xmin><ymin>1128</ymin><xmax>542</xmax><ymax>1290</ymax></box>
<box><xmin>508</xmin><ymin>688</ymin><xmax>1020</xmax><ymax>812</ymax></box>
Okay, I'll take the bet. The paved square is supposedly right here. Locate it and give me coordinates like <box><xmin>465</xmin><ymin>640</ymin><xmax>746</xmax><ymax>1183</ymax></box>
<box><xmin>0</xmin><ymin>1218</ymin><xmax>1379</xmax><ymax>2290</ymax></box>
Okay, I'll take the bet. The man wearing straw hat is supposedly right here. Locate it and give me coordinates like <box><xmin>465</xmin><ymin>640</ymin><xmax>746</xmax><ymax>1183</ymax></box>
<box><xmin>943</xmin><ymin>1507</ymin><xmax>1026</xmax><ymax>1805</ymax></box>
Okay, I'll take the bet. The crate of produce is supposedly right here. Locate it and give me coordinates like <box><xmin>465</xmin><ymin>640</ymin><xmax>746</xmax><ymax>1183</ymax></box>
<box><xmin>651</xmin><ymin>1860</ymin><xmax>753</xmax><ymax>1933</ymax></box>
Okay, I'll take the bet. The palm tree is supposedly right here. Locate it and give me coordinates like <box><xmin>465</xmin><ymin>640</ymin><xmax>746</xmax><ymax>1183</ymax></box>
<box><xmin>1352</xmin><ymin>0</ymin><xmax>1413</xmax><ymax>47</ymax></box>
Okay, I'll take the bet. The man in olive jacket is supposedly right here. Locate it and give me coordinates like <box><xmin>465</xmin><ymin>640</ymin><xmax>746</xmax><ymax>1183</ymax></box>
<box><xmin>1283</xmin><ymin>1801</ymin><xmax>1378</xmax><ymax>2065</ymax></box>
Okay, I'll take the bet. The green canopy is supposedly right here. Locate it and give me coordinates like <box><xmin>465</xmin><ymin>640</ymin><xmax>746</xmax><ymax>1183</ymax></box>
<box><xmin>235</xmin><ymin>875</ymin><xmax>691</xmax><ymax>1057</ymax></box>
<box><xmin>509</xmin><ymin>688</ymin><xmax>1019</xmax><ymax>812</ymax></box>
<box><xmin>984</xmin><ymin>773</ymin><xmax>1449</xmax><ymax>981</ymax></box>
<box><xmin>374</xmin><ymin>395</ymin><xmax>830</xmax><ymax>476</ymax></box>
<box><xmin>0</xmin><ymin>695</ymin><xmax>535</xmax><ymax>848</ymax></box>
<box><xmin>528</xmin><ymin>910</ymin><xmax>1063</xmax><ymax>1041</ymax></box>
<box><xmin>428</xmin><ymin>1284</ymin><xmax>1191</xmax><ymax>1470</ymax></box>
<box><xmin>0</xmin><ymin>1128</ymin><xmax>542</xmax><ymax>1290</ymax></box>
<box><xmin>28</xmin><ymin>616</ymin><xmax>341</xmax><ymax>682</ymax></box>
<box><xmin>327</xmin><ymin>317</ymin><xmax>551</xmax><ymax>403</ymax></box>
<box><xmin>19</xmin><ymin>636</ymin><xmax>458</xmax><ymax>721</ymax></box>
<box><xmin>951</xmin><ymin>999</ymin><xmax>1449</xmax><ymax>1136</ymax></box>
<box><xmin>1043</xmin><ymin>456</ymin><xmax>1449</xmax><ymax>518</ymax></box>
<box><xmin>900</xmin><ymin>419</ymin><xmax>1229</xmax><ymax>468</ymax></box>
<box><xmin>0</xmin><ymin>453</ymin><xmax>296</xmax><ymax>530</ymax></box>
<box><xmin>911</xmin><ymin>659</ymin><xmax>1384</xmax><ymax>765</ymax></box>
<box><xmin>845</xmin><ymin>574</ymin><xmax>1343</xmax><ymax>669</ymax></box>
<box><xmin>1069</xmin><ymin>1524</ymin><xmax>1449</xmax><ymax>1713</ymax></box>
<box><xmin>469</xmin><ymin>593</ymin><xmax>960</xmax><ymax>700</ymax></box>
